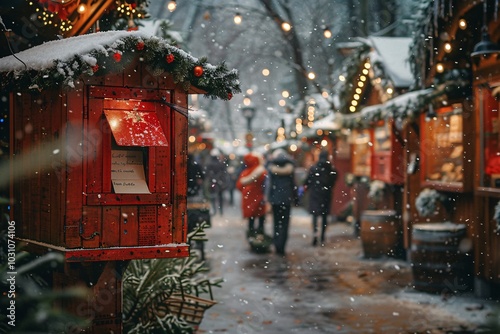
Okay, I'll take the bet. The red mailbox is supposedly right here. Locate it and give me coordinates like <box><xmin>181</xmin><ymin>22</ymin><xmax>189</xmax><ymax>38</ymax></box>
<box><xmin>2</xmin><ymin>31</ymin><xmax>240</xmax><ymax>262</ymax></box>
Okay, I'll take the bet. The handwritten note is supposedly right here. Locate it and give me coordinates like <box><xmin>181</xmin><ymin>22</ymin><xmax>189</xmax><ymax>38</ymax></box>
<box><xmin>111</xmin><ymin>150</ymin><xmax>150</xmax><ymax>194</ymax></box>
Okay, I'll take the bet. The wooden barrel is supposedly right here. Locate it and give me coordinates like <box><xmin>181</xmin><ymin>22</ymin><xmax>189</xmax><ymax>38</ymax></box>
<box><xmin>360</xmin><ymin>210</ymin><xmax>402</xmax><ymax>259</ymax></box>
<box><xmin>411</xmin><ymin>222</ymin><xmax>473</xmax><ymax>294</ymax></box>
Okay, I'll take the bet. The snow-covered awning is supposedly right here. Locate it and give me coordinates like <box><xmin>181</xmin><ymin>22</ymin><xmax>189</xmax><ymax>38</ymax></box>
<box><xmin>368</xmin><ymin>36</ymin><xmax>413</xmax><ymax>88</ymax></box>
<box><xmin>341</xmin><ymin>89</ymin><xmax>434</xmax><ymax>129</ymax></box>
<box><xmin>311</xmin><ymin>112</ymin><xmax>341</xmax><ymax>131</ymax></box>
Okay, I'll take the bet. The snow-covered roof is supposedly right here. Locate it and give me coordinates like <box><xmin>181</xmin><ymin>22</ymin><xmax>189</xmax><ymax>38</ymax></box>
<box><xmin>341</xmin><ymin>88</ymin><xmax>433</xmax><ymax>129</ymax></box>
<box><xmin>311</xmin><ymin>112</ymin><xmax>340</xmax><ymax>131</ymax></box>
<box><xmin>0</xmin><ymin>30</ymin><xmax>240</xmax><ymax>100</ymax></box>
<box><xmin>0</xmin><ymin>30</ymin><xmax>145</xmax><ymax>73</ymax></box>
<box><xmin>360</xmin><ymin>89</ymin><xmax>432</xmax><ymax>117</ymax></box>
<box><xmin>369</xmin><ymin>36</ymin><xmax>413</xmax><ymax>88</ymax></box>
<box><xmin>307</xmin><ymin>93</ymin><xmax>332</xmax><ymax>112</ymax></box>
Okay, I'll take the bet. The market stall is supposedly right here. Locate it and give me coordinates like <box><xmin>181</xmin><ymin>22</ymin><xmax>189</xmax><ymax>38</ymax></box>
<box><xmin>0</xmin><ymin>30</ymin><xmax>239</xmax><ymax>332</ymax></box>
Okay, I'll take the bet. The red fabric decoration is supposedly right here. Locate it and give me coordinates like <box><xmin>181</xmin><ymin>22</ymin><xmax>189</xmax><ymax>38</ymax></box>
<box><xmin>113</xmin><ymin>52</ymin><xmax>122</xmax><ymax>62</ymax></box>
<box><xmin>165</xmin><ymin>54</ymin><xmax>174</xmax><ymax>63</ymax></box>
<box><xmin>92</xmin><ymin>65</ymin><xmax>99</xmax><ymax>73</ymax></box>
<box><xmin>136</xmin><ymin>42</ymin><xmax>145</xmax><ymax>50</ymax></box>
<box><xmin>193</xmin><ymin>66</ymin><xmax>204</xmax><ymax>77</ymax></box>
<box><xmin>486</xmin><ymin>156</ymin><xmax>500</xmax><ymax>175</ymax></box>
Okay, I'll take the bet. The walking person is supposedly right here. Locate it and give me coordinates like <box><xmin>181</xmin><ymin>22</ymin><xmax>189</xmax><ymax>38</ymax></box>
<box><xmin>204</xmin><ymin>149</ymin><xmax>229</xmax><ymax>215</ymax></box>
<box><xmin>187</xmin><ymin>153</ymin><xmax>204</xmax><ymax>197</ymax></box>
<box><xmin>304</xmin><ymin>150</ymin><xmax>338</xmax><ymax>246</ymax></box>
<box><xmin>267</xmin><ymin>149</ymin><xmax>296</xmax><ymax>256</ymax></box>
<box><xmin>236</xmin><ymin>152</ymin><xmax>268</xmax><ymax>237</ymax></box>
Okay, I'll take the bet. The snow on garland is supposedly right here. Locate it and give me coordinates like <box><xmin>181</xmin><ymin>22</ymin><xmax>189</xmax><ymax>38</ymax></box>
<box><xmin>0</xmin><ymin>31</ymin><xmax>240</xmax><ymax>101</ymax></box>
<box><xmin>415</xmin><ymin>188</ymin><xmax>447</xmax><ymax>217</ymax></box>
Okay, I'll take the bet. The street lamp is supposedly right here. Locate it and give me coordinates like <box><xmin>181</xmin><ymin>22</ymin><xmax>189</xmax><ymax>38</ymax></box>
<box><xmin>241</xmin><ymin>106</ymin><xmax>256</xmax><ymax>150</ymax></box>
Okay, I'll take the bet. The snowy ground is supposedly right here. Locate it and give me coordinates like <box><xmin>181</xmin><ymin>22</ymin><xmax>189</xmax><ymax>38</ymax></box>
<box><xmin>196</xmin><ymin>194</ymin><xmax>499</xmax><ymax>334</ymax></box>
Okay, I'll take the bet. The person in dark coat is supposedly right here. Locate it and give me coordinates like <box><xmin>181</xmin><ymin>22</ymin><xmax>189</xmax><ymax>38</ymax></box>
<box><xmin>204</xmin><ymin>149</ymin><xmax>229</xmax><ymax>215</ymax></box>
<box><xmin>236</xmin><ymin>153</ymin><xmax>268</xmax><ymax>236</ymax></box>
<box><xmin>267</xmin><ymin>149</ymin><xmax>296</xmax><ymax>256</ymax></box>
<box><xmin>304</xmin><ymin>150</ymin><xmax>338</xmax><ymax>246</ymax></box>
<box><xmin>187</xmin><ymin>153</ymin><xmax>204</xmax><ymax>197</ymax></box>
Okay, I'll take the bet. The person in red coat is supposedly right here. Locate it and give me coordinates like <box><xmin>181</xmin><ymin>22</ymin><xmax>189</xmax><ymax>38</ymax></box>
<box><xmin>236</xmin><ymin>153</ymin><xmax>268</xmax><ymax>236</ymax></box>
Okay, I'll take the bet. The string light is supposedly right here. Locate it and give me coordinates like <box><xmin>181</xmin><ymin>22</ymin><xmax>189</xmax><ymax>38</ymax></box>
<box><xmin>167</xmin><ymin>0</ymin><xmax>177</xmax><ymax>12</ymax></box>
<box><xmin>234</xmin><ymin>12</ymin><xmax>242</xmax><ymax>25</ymax></box>
<box><xmin>444</xmin><ymin>42</ymin><xmax>452</xmax><ymax>53</ymax></box>
<box><xmin>77</xmin><ymin>4</ymin><xmax>86</xmax><ymax>13</ymax></box>
<box><xmin>458</xmin><ymin>19</ymin><xmax>467</xmax><ymax>30</ymax></box>
<box><xmin>323</xmin><ymin>26</ymin><xmax>332</xmax><ymax>38</ymax></box>
<box><xmin>436</xmin><ymin>63</ymin><xmax>445</xmax><ymax>73</ymax></box>
<box><xmin>281</xmin><ymin>21</ymin><xmax>291</xmax><ymax>32</ymax></box>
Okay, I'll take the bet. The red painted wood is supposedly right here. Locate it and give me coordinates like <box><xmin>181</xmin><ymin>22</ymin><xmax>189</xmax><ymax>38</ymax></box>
<box><xmin>86</xmin><ymin>193</ymin><xmax>169</xmax><ymax>205</ymax></box>
<box><xmin>90</xmin><ymin>86</ymin><xmax>161</xmax><ymax>100</ymax></box>
<box><xmin>31</xmin><ymin>94</ymin><xmax>42</xmax><ymax>242</ymax></box>
<box><xmin>65</xmin><ymin>244</ymin><xmax>189</xmax><ymax>262</ymax></box>
<box><xmin>138</xmin><ymin>206</ymin><xmax>157</xmax><ymax>246</ymax></box>
<box><xmin>123</xmin><ymin>58</ymin><xmax>142</xmax><ymax>88</ymax></box>
<box><xmin>86</xmin><ymin>98</ymin><xmax>104</xmax><ymax>195</ymax></box>
<box><xmin>81</xmin><ymin>206</ymin><xmax>101</xmax><ymax>249</ymax></box>
<box><xmin>103</xmin><ymin>99</ymin><xmax>157</xmax><ymax>111</ymax></box>
<box><xmin>65</xmin><ymin>87</ymin><xmax>85</xmax><ymax>248</ymax></box>
<box><xmin>171</xmin><ymin>89</ymin><xmax>188</xmax><ymax>244</ymax></box>
<box><xmin>157</xmin><ymin>204</ymin><xmax>173</xmax><ymax>244</ymax></box>
<box><xmin>120</xmin><ymin>206</ymin><xmax>138</xmax><ymax>246</ymax></box>
<box><xmin>102</xmin><ymin>119</ymin><xmax>112</xmax><ymax>194</ymax></box>
<box><xmin>148</xmin><ymin>147</ymin><xmax>156</xmax><ymax>192</ymax></box>
<box><xmin>101</xmin><ymin>206</ymin><xmax>120</xmax><ymax>247</ymax></box>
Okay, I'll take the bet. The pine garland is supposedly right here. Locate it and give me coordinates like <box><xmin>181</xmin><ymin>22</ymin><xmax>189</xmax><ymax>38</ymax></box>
<box><xmin>0</xmin><ymin>33</ymin><xmax>241</xmax><ymax>101</ymax></box>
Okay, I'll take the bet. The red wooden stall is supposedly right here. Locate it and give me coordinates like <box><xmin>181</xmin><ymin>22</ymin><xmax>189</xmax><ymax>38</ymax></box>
<box><xmin>1</xmin><ymin>30</ymin><xmax>239</xmax><ymax>332</ymax></box>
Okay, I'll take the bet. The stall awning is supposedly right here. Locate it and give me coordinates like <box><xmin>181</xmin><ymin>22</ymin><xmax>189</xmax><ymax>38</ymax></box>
<box><xmin>341</xmin><ymin>88</ymin><xmax>434</xmax><ymax>129</ymax></box>
<box><xmin>104</xmin><ymin>110</ymin><xmax>168</xmax><ymax>146</ymax></box>
<box><xmin>311</xmin><ymin>113</ymin><xmax>341</xmax><ymax>131</ymax></box>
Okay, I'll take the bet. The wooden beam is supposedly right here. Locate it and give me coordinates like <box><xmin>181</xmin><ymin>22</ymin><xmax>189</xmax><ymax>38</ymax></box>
<box><xmin>67</xmin><ymin>0</ymin><xmax>116</xmax><ymax>37</ymax></box>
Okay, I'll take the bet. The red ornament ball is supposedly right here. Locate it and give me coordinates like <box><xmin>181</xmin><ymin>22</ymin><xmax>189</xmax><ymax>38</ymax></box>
<box><xmin>165</xmin><ymin>54</ymin><xmax>174</xmax><ymax>63</ymax></box>
<box><xmin>113</xmin><ymin>52</ymin><xmax>122</xmax><ymax>62</ymax></box>
<box><xmin>136</xmin><ymin>42</ymin><xmax>145</xmax><ymax>50</ymax></box>
<box><xmin>193</xmin><ymin>66</ymin><xmax>204</xmax><ymax>77</ymax></box>
<box><xmin>227</xmin><ymin>92</ymin><xmax>233</xmax><ymax>100</ymax></box>
<box><xmin>91</xmin><ymin>65</ymin><xmax>99</xmax><ymax>73</ymax></box>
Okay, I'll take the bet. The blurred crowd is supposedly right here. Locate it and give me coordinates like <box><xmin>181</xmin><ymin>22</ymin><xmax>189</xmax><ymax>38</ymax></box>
<box><xmin>187</xmin><ymin>148</ymin><xmax>338</xmax><ymax>257</ymax></box>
